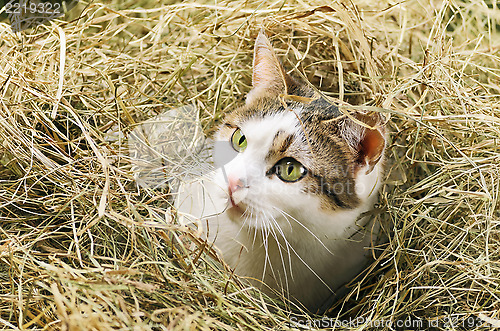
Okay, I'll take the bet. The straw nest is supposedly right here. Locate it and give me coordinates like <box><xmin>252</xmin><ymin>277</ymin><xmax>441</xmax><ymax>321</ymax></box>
<box><xmin>0</xmin><ymin>0</ymin><xmax>499</xmax><ymax>330</ymax></box>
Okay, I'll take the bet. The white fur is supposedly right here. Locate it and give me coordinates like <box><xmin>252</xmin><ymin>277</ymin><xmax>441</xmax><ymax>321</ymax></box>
<box><xmin>176</xmin><ymin>112</ymin><xmax>382</xmax><ymax>312</ymax></box>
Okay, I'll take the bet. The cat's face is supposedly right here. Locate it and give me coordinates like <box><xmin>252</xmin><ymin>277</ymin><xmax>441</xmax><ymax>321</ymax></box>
<box><xmin>211</xmin><ymin>31</ymin><xmax>385</xmax><ymax>230</ymax></box>
<box><xmin>214</xmin><ymin>105</ymin><xmax>310</xmax><ymax>229</ymax></box>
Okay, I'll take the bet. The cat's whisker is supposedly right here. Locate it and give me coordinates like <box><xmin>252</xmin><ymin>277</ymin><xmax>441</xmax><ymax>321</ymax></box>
<box><xmin>235</xmin><ymin>207</ymin><xmax>251</xmax><ymax>239</ymax></box>
<box><xmin>274</xmin><ymin>207</ymin><xmax>335</xmax><ymax>256</ymax></box>
<box><xmin>261</xmin><ymin>220</ymin><xmax>281</xmax><ymax>285</ymax></box>
<box><xmin>237</xmin><ymin>204</ymin><xmax>258</xmax><ymax>248</ymax></box>
<box><xmin>267</xmin><ymin>218</ymin><xmax>289</xmax><ymax>293</ymax></box>
<box><xmin>280</xmin><ymin>232</ymin><xmax>334</xmax><ymax>293</ymax></box>
<box><xmin>265</xmin><ymin>209</ymin><xmax>332</xmax><ymax>294</ymax></box>
<box><xmin>268</xmin><ymin>216</ymin><xmax>292</xmax><ymax>299</ymax></box>
<box><xmin>269</xmin><ymin>216</ymin><xmax>294</xmax><ymax>280</ymax></box>
<box><xmin>251</xmin><ymin>211</ymin><xmax>260</xmax><ymax>248</ymax></box>
<box><xmin>262</xmin><ymin>211</ymin><xmax>287</xmax><ymax>266</ymax></box>
<box><xmin>271</xmin><ymin>234</ymin><xmax>290</xmax><ymax>298</ymax></box>
<box><xmin>260</xmin><ymin>224</ymin><xmax>267</xmax><ymax>280</ymax></box>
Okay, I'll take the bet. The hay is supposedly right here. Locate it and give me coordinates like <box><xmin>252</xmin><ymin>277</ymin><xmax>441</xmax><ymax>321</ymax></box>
<box><xmin>0</xmin><ymin>0</ymin><xmax>499</xmax><ymax>329</ymax></box>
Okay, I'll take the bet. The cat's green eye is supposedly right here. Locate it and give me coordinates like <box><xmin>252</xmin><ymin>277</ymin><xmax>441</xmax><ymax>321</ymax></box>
<box><xmin>273</xmin><ymin>157</ymin><xmax>307</xmax><ymax>182</ymax></box>
<box><xmin>231</xmin><ymin>128</ymin><xmax>247</xmax><ymax>152</ymax></box>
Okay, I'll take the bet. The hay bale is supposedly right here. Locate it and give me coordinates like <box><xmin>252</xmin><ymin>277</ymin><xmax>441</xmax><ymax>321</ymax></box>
<box><xmin>0</xmin><ymin>0</ymin><xmax>498</xmax><ymax>329</ymax></box>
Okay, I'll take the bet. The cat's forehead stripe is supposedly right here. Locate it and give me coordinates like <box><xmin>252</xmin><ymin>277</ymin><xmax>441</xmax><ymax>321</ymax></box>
<box><xmin>236</xmin><ymin>111</ymin><xmax>300</xmax><ymax>165</ymax></box>
<box><xmin>265</xmin><ymin>131</ymin><xmax>295</xmax><ymax>162</ymax></box>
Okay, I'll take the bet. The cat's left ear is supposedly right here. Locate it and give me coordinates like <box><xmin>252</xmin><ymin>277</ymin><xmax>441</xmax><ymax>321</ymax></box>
<box><xmin>342</xmin><ymin>112</ymin><xmax>386</xmax><ymax>175</ymax></box>
<box><xmin>246</xmin><ymin>30</ymin><xmax>290</xmax><ymax>104</ymax></box>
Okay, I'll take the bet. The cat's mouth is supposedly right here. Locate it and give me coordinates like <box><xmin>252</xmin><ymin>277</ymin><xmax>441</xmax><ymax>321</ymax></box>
<box><xmin>229</xmin><ymin>195</ymin><xmax>238</xmax><ymax>208</ymax></box>
<box><xmin>227</xmin><ymin>196</ymin><xmax>246</xmax><ymax>217</ymax></box>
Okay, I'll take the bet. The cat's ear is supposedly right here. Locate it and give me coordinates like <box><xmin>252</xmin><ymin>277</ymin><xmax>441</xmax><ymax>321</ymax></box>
<box><xmin>342</xmin><ymin>112</ymin><xmax>386</xmax><ymax>175</ymax></box>
<box><xmin>246</xmin><ymin>30</ymin><xmax>289</xmax><ymax>104</ymax></box>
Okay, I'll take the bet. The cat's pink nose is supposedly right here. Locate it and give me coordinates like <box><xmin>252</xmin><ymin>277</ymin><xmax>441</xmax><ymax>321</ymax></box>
<box><xmin>228</xmin><ymin>176</ymin><xmax>245</xmax><ymax>195</ymax></box>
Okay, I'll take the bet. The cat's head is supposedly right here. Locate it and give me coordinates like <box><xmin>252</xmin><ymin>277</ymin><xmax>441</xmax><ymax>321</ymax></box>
<box><xmin>213</xmin><ymin>31</ymin><xmax>386</xmax><ymax>229</ymax></box>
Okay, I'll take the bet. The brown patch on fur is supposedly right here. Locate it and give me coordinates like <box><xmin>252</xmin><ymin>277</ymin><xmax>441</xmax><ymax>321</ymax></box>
<box><xmin>300</xmin><ymin>116</ymin><xmax>361</xmax><ymax>210</ymax></box>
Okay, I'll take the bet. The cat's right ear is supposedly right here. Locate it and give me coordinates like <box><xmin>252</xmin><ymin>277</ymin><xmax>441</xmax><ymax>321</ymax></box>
<box><xmin>246</xmin><ymin>30</ymin><xmax>288</xmax><ymax>104</ymax></box>
<box><xmin>341</xmin><ymin>112</ymin><xmax>386</xmax><ymax>175</ymax></box>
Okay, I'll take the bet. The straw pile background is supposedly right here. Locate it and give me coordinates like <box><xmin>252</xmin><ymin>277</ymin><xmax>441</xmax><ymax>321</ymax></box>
<box><xmin>0</xmin><ymin>0</ymin><xmax>499</xmax><ymax>329</ymax></box>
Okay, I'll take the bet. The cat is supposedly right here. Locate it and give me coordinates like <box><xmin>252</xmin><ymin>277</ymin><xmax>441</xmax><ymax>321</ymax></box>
<box><xmin>176</xmin><ymin>30</ymin><xmax>386</xmax><ymax>313</ymax></box>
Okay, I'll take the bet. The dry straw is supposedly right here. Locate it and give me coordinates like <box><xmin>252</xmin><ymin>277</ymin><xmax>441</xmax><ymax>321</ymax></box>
<box><xmin>0</xmin><ymin>0</ymin><xmax>499</xmax><ymax>329</ymax></box>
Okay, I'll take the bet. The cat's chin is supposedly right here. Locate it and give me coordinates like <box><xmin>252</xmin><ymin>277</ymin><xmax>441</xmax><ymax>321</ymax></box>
<box><xmin>226</xmin><ymin>208</ymin><xmax>281</xmax><ymax>231</ymax></box>
<box><xmin>226</xmin><ymin>202</ymin><xmax>246</xmax><ymax>220</ymax></box>
<box><xmin>225</xmin><ymin>202</ymin><xmax>263</xmax><ymax>228</ymax></box>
